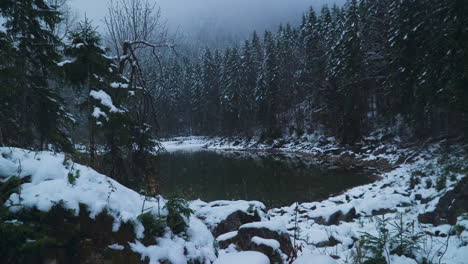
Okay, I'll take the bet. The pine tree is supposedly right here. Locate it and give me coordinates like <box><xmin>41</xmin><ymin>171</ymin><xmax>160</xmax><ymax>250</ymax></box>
<box><xmin>201</xmin><ymin>48</ymin><xmax>221</xmax><ymax>134</ymax></box>
<box><xmin>156</xmin><ymin>60</ymin><xmax>184</xmax><ymax>135</ymax></box>
<box><xmin>256</xmin><ymin>31</ymin><xmax>280</xmax><ymax>137</ymax></box>
<box><xmin>219</xmin><ymin>47</ymin><xmax>243</xmax><ymax>133</ymax></box>
<box><xmin>329</xmin><ymin>0</ymin><xmax>365</xmax><ymax>143</ymax></box>
<box><xmin>358</xmin><ymin>0</ymin><xmax>392</xmax><ymax>126</ymax></box>
<box><xmin>190</xmin><ymin>62</ymin><xmax>204</xmax><ymax>134</ymax></box>
<box><xmin>61</xmin><ymin>18</ymin><xmax>129</xmax><ymax>166</ymax></box>
<box><xmin>240</xmin><ymin>40</ymin><xmax>257</xmax><ymax>133</ymax></box>
<box><xmin>0</xmin><ymin>23</ymin><xmax>16</xmax><ymax>146</ymax></box>
<box><xmin>0</xmin><ymin>0</ymin><xmax>73</xmax><ymax>151</ymax></box>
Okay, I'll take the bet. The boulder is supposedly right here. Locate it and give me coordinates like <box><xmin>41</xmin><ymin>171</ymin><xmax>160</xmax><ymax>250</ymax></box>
<box><xmin>315</xmin><ymin>236</ymin><xmax>340</xmax><ymax>248</ymax></box>
<box><xmin>312</xmin><ymin>207</ymin><xmax>357</xmax><ymax>225</ymax></box>
<box><xmin>418</xmin><ymin>176</ymin><xmax>468</xmax><ymax>226</ymax></box>
<box><xmin>371</xmin><ymin>208</ymin><xmax>397</xmax><ymax>216</ymax></box>
<box><xmin>213</xmin><ymin>210</ymin><xmax>262</xmax><ymax>237</ymax></box>
<box><xmin>216</xmin><ymin>231</ymin><xmax>238</xmax><ymax>249</ymax></box>
<box><xmin>235</xmin><ymin>221</ymin><xmax>294</xmax><ymax>263</ymax></box>
<box><xmin>194</xmin><ymin>200</ymin><xmax>266</xmax><ymax>237</ymax></box>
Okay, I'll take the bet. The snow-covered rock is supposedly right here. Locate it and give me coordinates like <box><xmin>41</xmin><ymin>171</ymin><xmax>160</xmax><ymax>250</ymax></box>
<box><xmin>193</xmin><ymin>199</ymin><xmax>266</xmax><ymax>236</ymax></box>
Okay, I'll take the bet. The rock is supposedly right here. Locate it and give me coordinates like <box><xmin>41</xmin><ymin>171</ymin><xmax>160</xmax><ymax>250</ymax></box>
<box><xmin>248</xmin><ymin>237</ymin><xmax>284</xmax><ymax>264</ymax></box>
<box><xmin>313</xmin><ymin>207</ymin><xmax>357</xmax><ymax>226</ymax></box>
<box><xmin>397</xmin><ymin>202</ymin><xmax>412</xmax><ymax>207</ymax></box>
<box><xmin>421</xmin><ymin>197</ymin><xmax>433</xmax><ymax>204</ymax></box>
<box><xmin>371</xmin><ymin>208</ymin><xmax>397</xmax><ymax>216</ymax></box>
<box><xmin>418</xmin><ymin>176</ymin><xmax>468</xmax><ymax>226</ymax></box>
<box><xmin>213</xmin><ymin>210</ymin><xmax>262</xmax><ymax>237</ymax></box>
<box><xmin>229</xmin><ymin>222</ymin><xmax>294</xmax><ymax>264</ymax></box>
<box><xmin>415</xmin><ymin>194</ymin><xmax>422</xmax><ymax>200</ymax></box>
<box><xmin>194</xmin><ymin>200</ymin><xmax>266</xmax><ymax>237</ymax></box>
<box><xmin>315</xmin><ymin>236</ymin><xmax>340</xmax><ymax>248</ymax></box>
<box><xmin>216</xmin><ymin>231</ymin><xmax>239</xmax><ymax>249</ymax></box>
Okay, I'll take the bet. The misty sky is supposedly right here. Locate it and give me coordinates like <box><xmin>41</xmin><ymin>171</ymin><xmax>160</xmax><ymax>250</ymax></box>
<box><xmin>69</xmin><ymin>0</ymin><xmax>344</xmax><ymax>48</ymax></box>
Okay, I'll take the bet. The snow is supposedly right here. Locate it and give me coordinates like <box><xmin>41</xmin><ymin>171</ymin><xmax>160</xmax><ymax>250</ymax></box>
<box><xmin>161</xmin><ymin>137</ymin><xmax>209</xmax><ymax>152</ymax></box>
<box><xmin>108</xmin><ymin>243</ymin><xmax>124</xmax><ymax>250</ymax></box>
<box><xmin>185</xmin><ymin>216</ymin><xmax>217</xmax><ymax>262</ymax></box>
<box><xmin>110</xmin><ymin>82</ymin><xmax>129</xmax><ymax>89</ymax></box>
<box><xmin>0</xmin><ymin>147</ymin><xmax>216</xmax><ymax>264</ymax></box>
<box><xmin>73</xmin><ymin>43</ymin><xmax>84</xmax><ymax>49</ymax></box>
<box><xmin>251</xmin><ymin>236</ymin><xmax>280</xmax><ymax>250</ymax></box>
<box><xmin>1</xmin><ymin>148</ymin><xmax>164</xmax><ymax>226</ymax></box>
<box><xmin>0</xmin><ymin>154</ymin><xmax>18</xmax><ymax>179</ymax></box>
<box><xmin>214</xmin><ymin>251</ymin><xmax>270</xmax><ymax>264</ymax></box>
<box><xmin>389</xmin><ymin>255</ymin><xmax>417</xmax><ymax>264</ymax></box>
<box><xmin>217</xmin><ymin>231</ymin><xmax>238</xmax><ymax>242</ymax></box>
<box><xmin>129</xmin><ymin>220</ymin><xmax>216</xmax><ymax>264</ymax></box>
<box><xmin>56</xmin><ymin>59</ymin><xmax>76</xmax><ymax>67</ymax></box>
<box><xmin>240</xmin><ymin>220</ymin><xmax>288</xmax><ymax>234</ymax></box>
<box><xmin>1</xmin><ymin>138</ymin><xmax>466</xmax><ymax>264</ymax></box>
<box><xmin>0</xmin><ymin>17</ymin><xmax>5</xmax><ymax>33</ymax></box>
<box><xmin>92</xmin><ymin>106</ymin><xmax>108</xmax><ymax>120</ymax></box>
<box><xmin>90</xmin><ymin>90</ymin><xmax>123</xmax><ymax>113</ymax></box>
<box><xmin>130</xmin><ymin>235</ymin><xmax>188</xmax><ymax>264</ymax></box>
<box><xmin>293</xmin><ymin>253</ymin><xmax>337</xmax><ymax>264</ymax></box>
<box><xmin>193</xmin><ymin>200</ymin><xmax>266</xmax><ymax>229</ymax></box>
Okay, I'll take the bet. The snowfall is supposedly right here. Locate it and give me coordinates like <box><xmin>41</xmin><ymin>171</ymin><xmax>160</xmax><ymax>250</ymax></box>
<box><xmin>1</xmin><ymin>135</ymin><xmax>467</xmax><ymax>264</ymax></box>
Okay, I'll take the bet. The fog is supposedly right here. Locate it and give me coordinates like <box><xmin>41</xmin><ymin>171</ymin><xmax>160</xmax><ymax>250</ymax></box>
<box><xmin>70</xmin><ymin>0</ymin><xmax>344</xmax><ymax>49</ymax></box>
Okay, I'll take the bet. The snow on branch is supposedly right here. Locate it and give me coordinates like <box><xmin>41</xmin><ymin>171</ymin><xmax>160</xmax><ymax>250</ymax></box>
<box><xmin>90</xmin><ymin>90</ymin><xmax>123</xmax><ymax>113</ymax></box>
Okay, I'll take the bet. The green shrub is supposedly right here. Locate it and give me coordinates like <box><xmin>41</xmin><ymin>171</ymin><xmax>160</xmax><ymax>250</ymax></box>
<box><xmin>68</xmin><ymin>172</ymin><xmax>76</xmax><ymax>185</ymax></box>
<box><xmin>388</xmin><ymin>214</ymin><xmax>423</xmax><ymax>258</ymax></box>
<box><xmin>67</xmin><ymin>168</ymin><xmax>80</xmax><ymax>185</ymax></box>
<box><xmin>0</xmin><ymin>176</ymin><xmax>22</xmax><ymax>204</ymax></box>
<box><xmin>137</xmin><ymin>212</ymin><xmax>166</xmax><ymax>237</ymax></box>
<box><xmin>408</xmin><ymin>175</ymin><xmax>420</xmax><ymax>189</ymax></box>
<box><xmin>449</xmin><ymin>174</ymin><xmax>456</xmax><ymax>181</ymax></box>
<box><xmin>435</xmin><ymin>175</ymin><xmax>447</xmax><ymax>191</ymax></box>
<box><xmin>411</xmin><ymin>170</ymin><xmax>426</xmax><ymax>177</ymax></box>
<box><xmin>165</xmin><ymin>196</ymin><xmax>194</xmax><ymax>234</ymax></box>
<box><xmin>357</xmin><ymin>214</ymin><xmax>424</xmax><ymax>264</ymax></box>
<box><xmin>425</xmin><ymin>179</ymin><xmax>432</xmax><ymax>189</ymax></box>
<box><xmin>0</xmin><ymin>222</ymin><xmax>29</xmax><ymax>263</ymax></box>
<box><xmin>358</xmin><ymin>216</ymin><xmax>391</xmax><ymax>264</ymax></box>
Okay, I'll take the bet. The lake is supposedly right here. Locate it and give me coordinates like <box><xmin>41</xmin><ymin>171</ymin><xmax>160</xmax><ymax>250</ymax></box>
<box><xmin>154</xmin><ymin>149</ymin><xmax>373</xmax><ymax>207</ymax></box>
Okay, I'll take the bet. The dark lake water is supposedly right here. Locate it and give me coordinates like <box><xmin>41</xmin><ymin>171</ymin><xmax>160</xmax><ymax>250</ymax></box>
<box><xmin>154</xmin><ymin>150</ymin><xmax>373</xmax><ymax>207</ymax></box>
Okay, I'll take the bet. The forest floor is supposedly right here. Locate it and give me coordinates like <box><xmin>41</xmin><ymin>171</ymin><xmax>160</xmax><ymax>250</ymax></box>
<box><xmin>1</xmin><ymin>135</ymin><xmax>467</xmax><ymax>264</ymax></box>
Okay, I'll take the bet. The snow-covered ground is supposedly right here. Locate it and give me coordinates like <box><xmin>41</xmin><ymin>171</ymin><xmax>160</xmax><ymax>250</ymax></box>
<box><xmin>1</xmin><ymin>136</ymin><xmax>467</xmax><ymax>264</ymax></box>
<box><xmin>269</xmin><ymin>155</ymin><xmax>468</xmax><ymax>264</ymax></box>
<box><xmin>161</xmin><ymin>134</ymin><xmax>405</xmax><ymax>165</ymax></box>
<box><xmin>161</xmin><ymin>136</ymin><xmax>210</xmax><ymax>152</ymax></box>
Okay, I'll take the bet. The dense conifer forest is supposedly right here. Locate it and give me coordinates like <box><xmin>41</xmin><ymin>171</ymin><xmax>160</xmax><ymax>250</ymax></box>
<box><xmin>1</xmin><ymin>0</ymin><xmax>466</xmax><ymax>154</ymax></box>
<box><xmin>1</xmin><ymin>1</ymin><xmax>467</xmax><ymax>264</ymax></box>
<box><xmin>154</xmin><ymin>0</ymin><xmax>467</xmax><ymax>143</ymax></box>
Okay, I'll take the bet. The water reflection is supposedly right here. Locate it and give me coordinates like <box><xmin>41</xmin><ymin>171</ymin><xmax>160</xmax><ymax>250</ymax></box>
<box><xmin>154</xmin><ymin>150</ymin><xmax>372</xmax><ymax>207</ymax></box>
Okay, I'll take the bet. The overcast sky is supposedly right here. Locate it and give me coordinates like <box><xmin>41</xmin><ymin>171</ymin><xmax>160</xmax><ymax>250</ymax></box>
<box><xmin>69</xmin><ymin>0</ymin><xmax>344</xmax><ymax>49</ymax></box>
